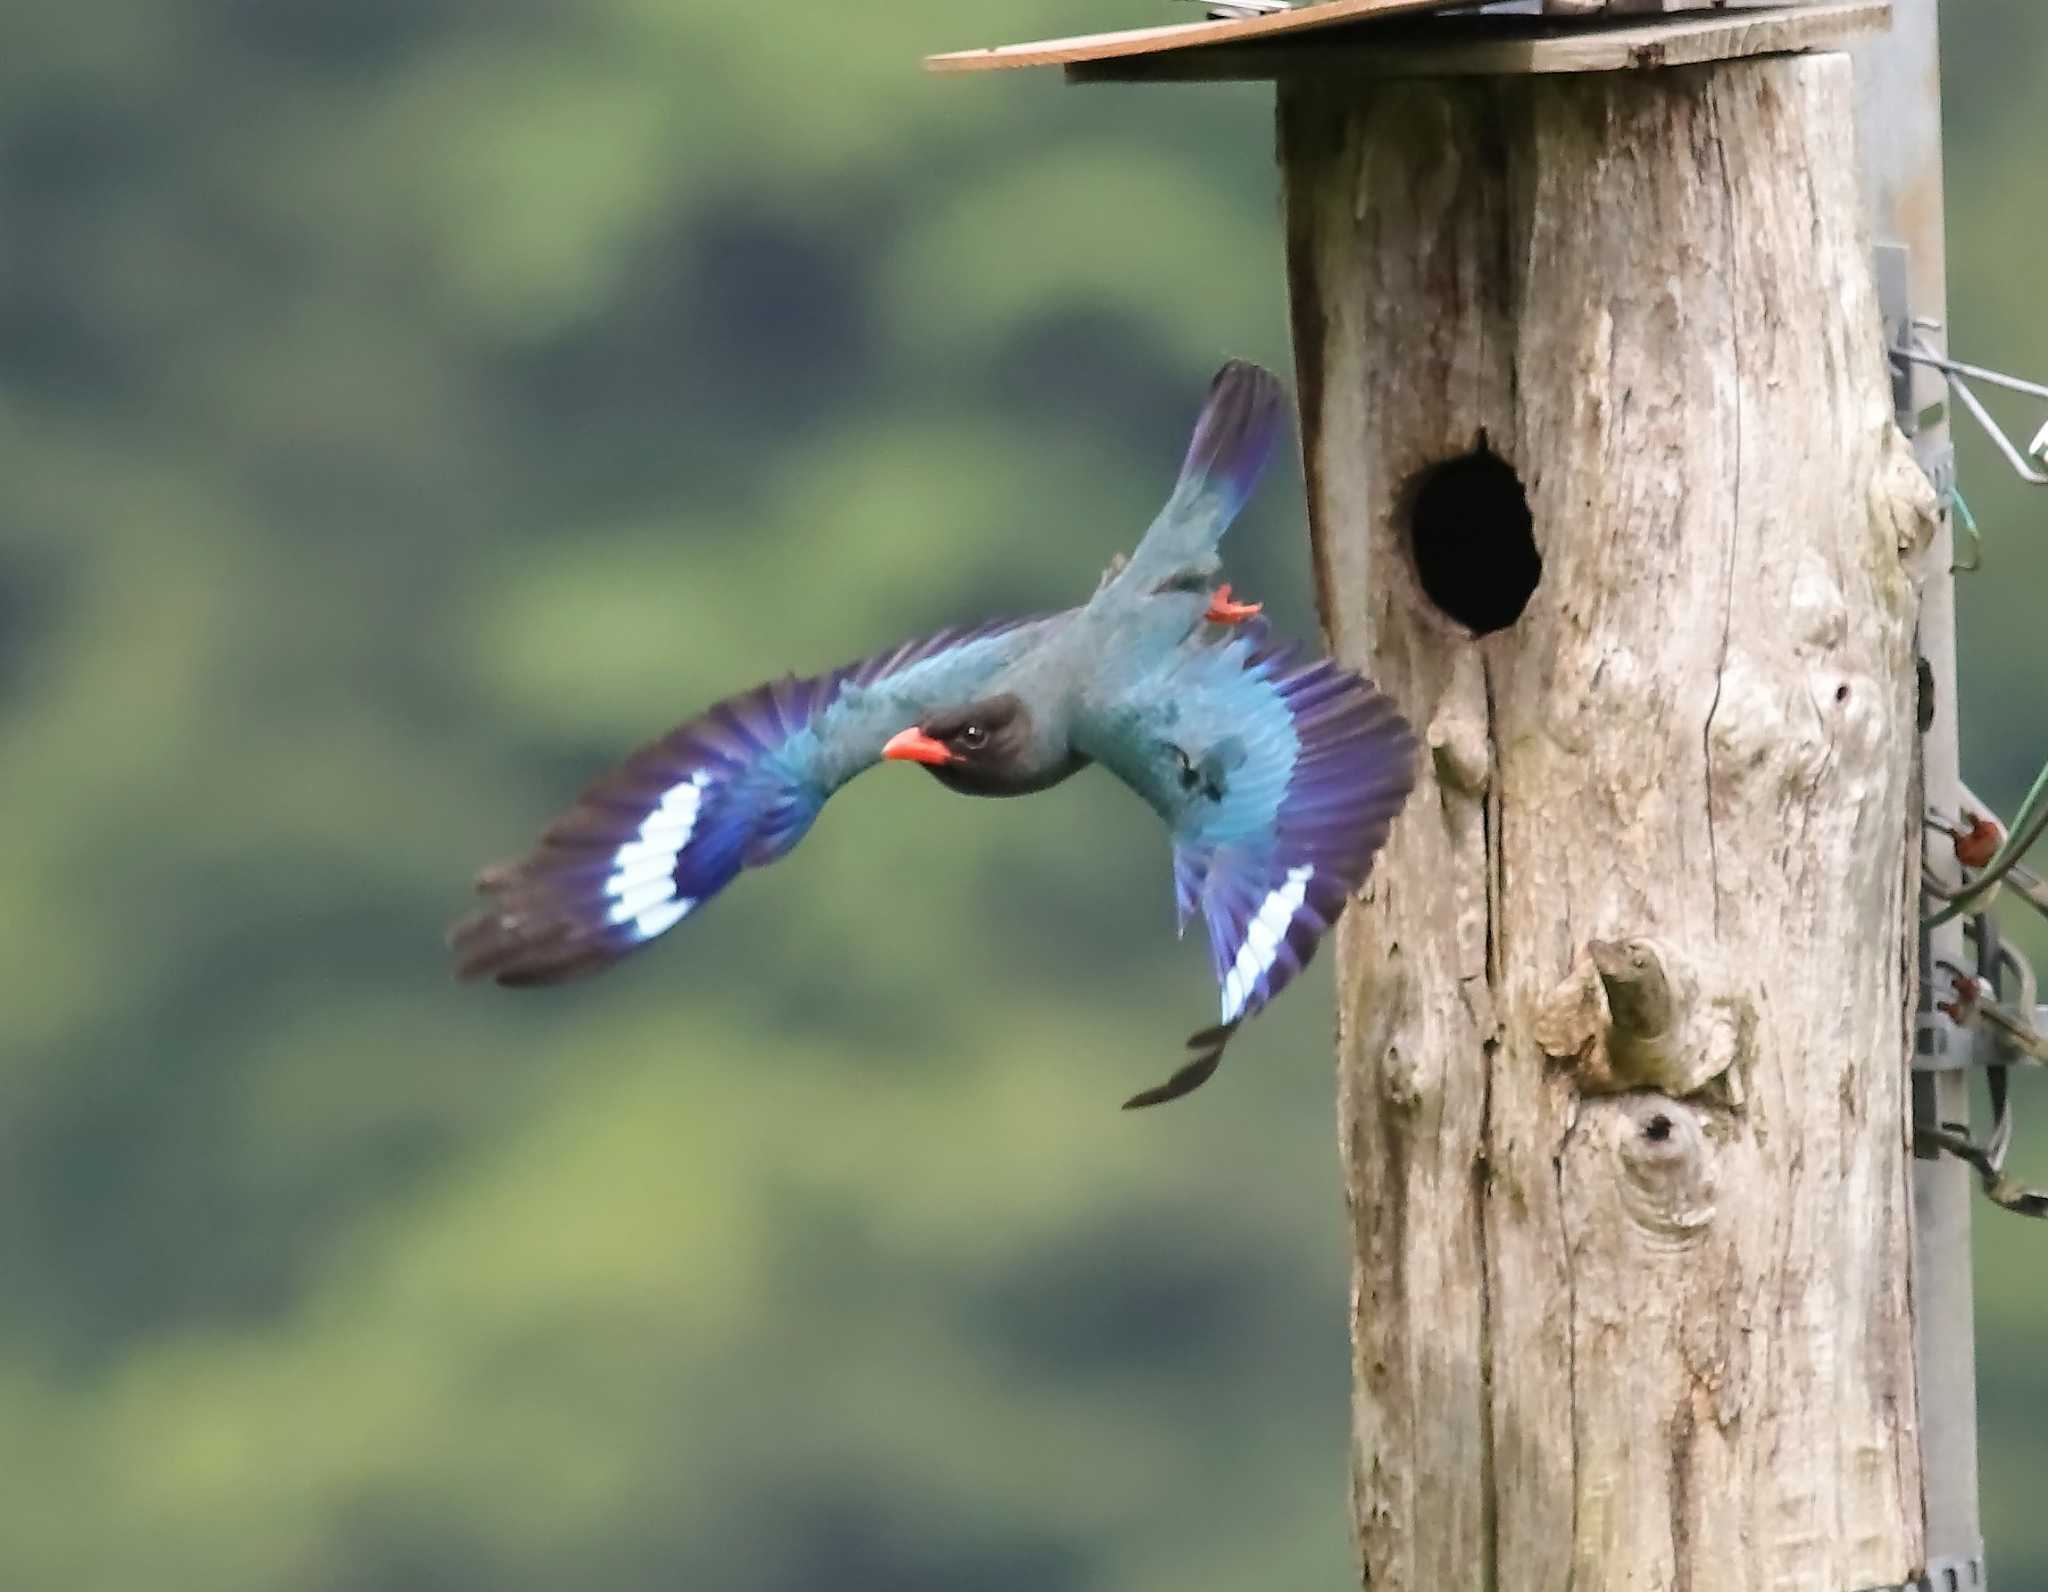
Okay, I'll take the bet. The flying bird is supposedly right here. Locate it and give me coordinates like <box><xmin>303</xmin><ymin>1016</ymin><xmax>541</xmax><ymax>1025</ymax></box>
<box><xmin>450</xmin><ymin>361</ymin><xmax>1416</xmax><ymax>1107</ymax></box>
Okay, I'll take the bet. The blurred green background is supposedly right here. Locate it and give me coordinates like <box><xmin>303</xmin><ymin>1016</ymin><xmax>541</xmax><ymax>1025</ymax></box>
<box><xmin>3</xmin><ymin>2</ymin><xmax>2042</xmax><ymax>1587</ymax></box>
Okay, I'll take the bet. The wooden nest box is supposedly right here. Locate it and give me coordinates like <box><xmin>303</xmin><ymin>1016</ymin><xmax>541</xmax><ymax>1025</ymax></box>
<box><xmin>932</xmin><ymin>4</ymin><xmax>1955</xmax><ymax>1591</ymax></box>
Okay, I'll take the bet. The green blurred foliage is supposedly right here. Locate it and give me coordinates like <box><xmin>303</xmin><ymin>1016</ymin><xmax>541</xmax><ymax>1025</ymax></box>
<box><xmin>1</xmin><ymin>2</ymin><xmax>2042</xmax><ymax>1586</ymax></box>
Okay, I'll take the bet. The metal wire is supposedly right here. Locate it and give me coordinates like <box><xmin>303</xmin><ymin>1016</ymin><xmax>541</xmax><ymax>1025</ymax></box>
<box><xmin>1949</xmin><ymin>485</ymin><xmax>1981</xmax><ymax>574</ymax></box>
<box><xmin>1934</xmin><ymin>960</ymin><xmax>2048</xmax><ymax>1066</ymax></box>
<box><xmin>1893</xmin><ymin>344</ymin><xmax>2048</xmax><ymax>402</ymax></box>
<box><xmin>1925</xmin><ymin>760</ymin><xmax>2048</xmax><ymax>927</ymax></box>
<box><xmin>1916</xmin><ymin>1118</ymin><xmax>2048</xmax><ymax>1218</ymax></box>
<box><xmin>1892</xmin><ymin>339</ymin><xmax>2048</xmax><ymax>486</ymax></box>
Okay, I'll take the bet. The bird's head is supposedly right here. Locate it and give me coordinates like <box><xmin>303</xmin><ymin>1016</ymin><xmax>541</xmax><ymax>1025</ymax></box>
<box><xmin>882</xmin><ymin>693</ymin><xmax>1076</xmax><ymax>797</ymax></box>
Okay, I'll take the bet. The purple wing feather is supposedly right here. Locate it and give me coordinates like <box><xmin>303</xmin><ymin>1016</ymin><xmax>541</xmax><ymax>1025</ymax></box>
<box><xmin>450</xmin><ymin>615</ymin><xmax>1047</xmax><ymax>987</ymax></box>
<box><xmin>1126</xmin><ymin>641</ymin><xmax>1415</xmax><ymax>1108</ymax></box>
<box><xmin>1192</xmin><ymin>649</ymin><xmax>1414</xmax><ymax>1024</ymax></box>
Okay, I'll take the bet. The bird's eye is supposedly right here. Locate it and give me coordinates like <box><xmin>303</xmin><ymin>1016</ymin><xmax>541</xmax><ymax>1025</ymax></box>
<box><xmin>958</xmin><ymin>723</ymin><xmax>987</xmax><ymax>751</ymax></box>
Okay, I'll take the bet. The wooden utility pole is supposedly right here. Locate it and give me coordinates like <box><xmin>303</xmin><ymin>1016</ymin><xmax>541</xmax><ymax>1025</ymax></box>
<box><xmin>1283</xmin><ymin>41</ymin><xmax>1936</xmax><ymax>1592</ymax></box>
<box><xmin>930</xmin><ymin>5</ymin><xmax>1959</xmax><ymax>1586</ymax></box>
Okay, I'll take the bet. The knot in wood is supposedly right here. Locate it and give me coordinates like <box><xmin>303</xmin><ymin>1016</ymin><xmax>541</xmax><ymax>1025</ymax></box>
<box><xmin>1380</xmin><ymin>1042</ymin><xmax>1427</xmax><ymax>1113</ymax></box>
<box><xmin>1614</xmin><ymin>1096</ymin><xmax>1716</xmax><ymax>1244</ymax></box>
<box><xmin>1427</xmin><ymin>709</ymin><xmax>1491</xmax><ymax>797</ymax></box>
<box><xmin>1423</xmin><ymin>647</ymin><xmax>1490</xmax><ymax>798</ymax></box>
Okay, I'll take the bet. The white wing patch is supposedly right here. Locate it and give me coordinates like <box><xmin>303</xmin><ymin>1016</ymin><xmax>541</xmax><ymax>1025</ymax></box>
<box><xmin>602</xmin><ymin>771</ymin><xmax>710</xmax><ymax>940</ymax></box>
<box><xmin>1221</xmin><ymin>863</ymin><xmax>1314</xmax><ymax>1023</ymax></box>
<box><xmin>626</xmin><ymin>896</ymin><xmax>694</xmax><ymax>940</ymax></box>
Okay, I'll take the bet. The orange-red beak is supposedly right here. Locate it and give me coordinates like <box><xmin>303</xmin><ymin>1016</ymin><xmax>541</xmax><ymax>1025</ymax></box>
<box><xmin>883</xmin><ymin>727</ymin><xmax>954</xmax><ymax>766</ymax></box>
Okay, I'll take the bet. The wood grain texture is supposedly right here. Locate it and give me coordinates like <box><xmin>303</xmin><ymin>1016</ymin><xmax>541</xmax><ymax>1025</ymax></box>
<box><xmin>1065</xmin><ymin>2</ymin><xmax>1886</xmax><ymax>83</ymax></box>
<box><xmin>1281</xmin><ymin>53</ymin><xmax>1934</xmax><ymax>1591</ymax></box>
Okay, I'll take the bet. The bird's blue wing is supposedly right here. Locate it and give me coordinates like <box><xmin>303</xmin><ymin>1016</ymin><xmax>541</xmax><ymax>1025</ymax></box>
<box><xmin>1080</xmin><ymin>633</ymin><xmax>1415</xmax><ymax>1106</ymax></box>
<box><xmin>451</xmin><ymin>616</ymin><xmax>1054</xmax><ymax>986</ymax></box>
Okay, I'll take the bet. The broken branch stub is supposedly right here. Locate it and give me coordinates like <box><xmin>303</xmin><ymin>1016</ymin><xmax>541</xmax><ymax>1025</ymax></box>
<box><xmin>1534</xmin><ymin>937</ymin><xmax>1752</xmax><ymax>1098</ymax></box>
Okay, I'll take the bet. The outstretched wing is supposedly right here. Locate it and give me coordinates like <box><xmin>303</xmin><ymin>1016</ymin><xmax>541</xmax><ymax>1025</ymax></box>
<box><xmin>451</xmin><ymin>616</ymin><xmax>1056</xmax><ymax>986</ymax></box>
<box><xmin>1079</xmin><ymin>633</ymin><xmax>1415</xmax><ymax>1107</ymax></box>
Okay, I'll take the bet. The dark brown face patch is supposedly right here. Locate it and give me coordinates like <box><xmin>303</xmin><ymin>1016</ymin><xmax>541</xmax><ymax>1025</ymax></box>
<box><xmin>915</xmin><ymin>693</ymin><xmax>1081</xmax><ymax>799</ymax></box>
<box><xmin>923</xmin><ymin>693</ymin><xmax>1022</xmax><ymax>751</ymax></box>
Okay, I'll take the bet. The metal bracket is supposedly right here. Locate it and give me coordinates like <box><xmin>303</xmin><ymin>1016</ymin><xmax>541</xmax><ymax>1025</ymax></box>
<box><xmin>1877</xmin><ymin>243</ymin><xmax>1924</xmax><ymax>429</ymax></box>
<box><xmin>1914</xmin><ymin>1009</ymin><xmax>1965</xmax><ymax>1072</ymax></box>
<box><xmin>1919</xmin><ymin>913</ymin><xmax>2043</xmax><ymax>1072</ymax></box>
<box><xmin>1895</xmin><ymin>342</ymin><xmax>2048</xmax><ymax>487</ymax></box>
<box><xmin>1918</xmin><ymin>919</ymin><xmax>2048</xmax><ymax>1217</ymax></box>
<box><xmin>1913</xmin><ymin>904</ymin><xmax>1989</xmax><ymax>1075</ymax></box>
<box><xmin>1880</xmin><ymin>241</ymin><xmax>2048</xmax><ymax>490</ymax></box>
<box><xmin>1854</xmin><ymin>1550</ymin><xmax>1989</xmax><ymax>1592</ymax></box>
<box><xmin>1876</xmin><ymin>242</ymin><xmax>1957</xmax><ymax>499</ymax></box>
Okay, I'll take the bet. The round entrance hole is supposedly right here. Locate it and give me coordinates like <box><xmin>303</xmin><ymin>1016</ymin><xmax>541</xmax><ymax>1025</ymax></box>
<box><xmin>1406</xmin><ymin>446</ymin><xmax>1540</xmax><ymax>635</ymax></box>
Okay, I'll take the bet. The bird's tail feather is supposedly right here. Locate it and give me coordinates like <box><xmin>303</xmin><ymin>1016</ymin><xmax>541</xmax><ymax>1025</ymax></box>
<box><xmin>1123</xmin><ymin>360</ymin><xmax>1288</xmax><ymax>585</ymax></box>
<box><xmin>1173</xmin><ymin>360</ymin><xmax>1286</xmax><ymax>521</ymax></box>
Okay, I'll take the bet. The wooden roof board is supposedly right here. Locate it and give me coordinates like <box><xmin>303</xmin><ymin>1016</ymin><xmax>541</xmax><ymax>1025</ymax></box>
<box><xmin>925</xmin><ymin>0</ymin><xmax>1886</xmax><ymax>77</ymax></box>
<box><xmin>925</xmin><ymin>0</ymin><xmax>1472</xmax><ymax>74</ymax></box>
<box><xmin>1066</xmin><ymin>0</ymin><xmax>1890</xmax><ymax>81</ymax></box>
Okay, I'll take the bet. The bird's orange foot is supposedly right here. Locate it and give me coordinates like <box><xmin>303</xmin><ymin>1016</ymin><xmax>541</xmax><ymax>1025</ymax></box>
<box><xmin>1204</xmin><ymin>583</ymin><xmax>1262</xmax><ymax>625</ymax></box>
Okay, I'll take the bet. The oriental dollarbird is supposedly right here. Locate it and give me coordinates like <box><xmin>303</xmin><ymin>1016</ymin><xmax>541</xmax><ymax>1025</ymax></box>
<box><xmin>450</xmin><ymin>362</ymin><xmax>1416</xmax><ymax>1106</ymax></box>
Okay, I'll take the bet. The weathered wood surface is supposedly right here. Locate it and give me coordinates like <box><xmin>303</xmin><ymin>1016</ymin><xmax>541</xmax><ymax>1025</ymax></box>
<box><xmin>1282</xmin><ymin>53</ymin><xmax>1936</xmax><ymax>1591</ymax></box>
<box><xmin>932</xmin><ymin>0</ymin><xmax>1881</xmax><ymax>80</ymax></box>
<box><xmin>924</xmin><ymin>0</ymin><xmax>1462</xmax><ymax>75</ymax></box>
<box><xmin>1547</xmin><ymin>0</ymin><xmax>1731</xmax><ymax>14</ymax></box>
<box><xmin>1066</xmin><ymin>2</ymin><xmax>1885</xmax><ymax>82</ymax></box>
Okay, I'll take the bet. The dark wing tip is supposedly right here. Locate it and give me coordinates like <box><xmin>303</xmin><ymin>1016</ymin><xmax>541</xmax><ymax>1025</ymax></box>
<box><xmin>447</xmin><ymin>853</ymin><xmax>644</xmax><ymax>987</ymax></box>
<box><xmin>447</xmin><ymin>902</ymin><xmax>598</xmax><ymax>988</ymax></box>
<box><xmin>1176</xmin><ymin>360</ymin><xmax>1288</xmax><ymax>515</ymax></box>
<box><xmin>1206</xmin><ymin>359</ymin><xmax>1285</xmax><ymax>416</ymax></box>
<box><xmin>1120</xmin><ymin>1020</ymin><xmax>1241</xmax><ymax>1110</ymax></box>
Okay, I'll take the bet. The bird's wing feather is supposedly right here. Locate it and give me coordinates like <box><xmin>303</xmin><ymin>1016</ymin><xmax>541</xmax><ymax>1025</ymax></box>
<box><xmin>450</xmin><ymin>615</ymin><xmax>1055</xmax><ymax>986</ymax></box>
<box><xmin>1079</xmin><ymin>633</ymin><xmax>1415</xmax><ymax>1106</ymax></box>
